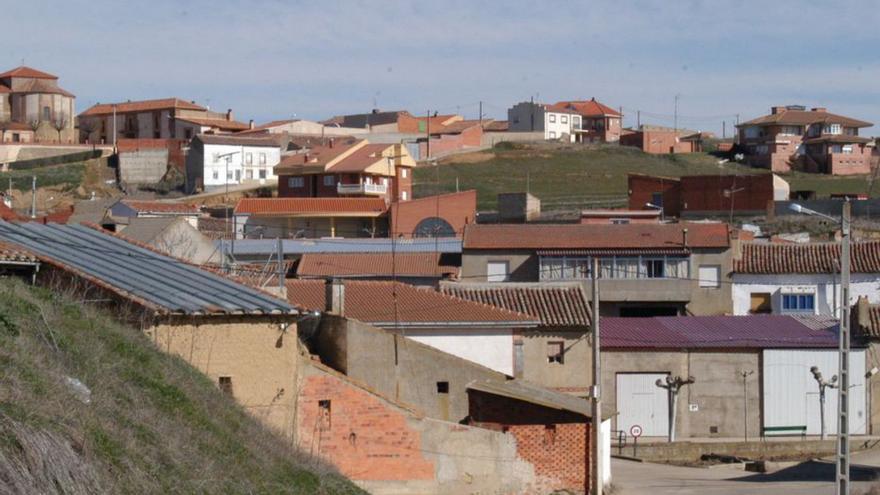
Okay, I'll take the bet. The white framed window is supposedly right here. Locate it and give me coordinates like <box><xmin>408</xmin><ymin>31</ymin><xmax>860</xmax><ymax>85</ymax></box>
<box><xmin>323</xmin><ymin>175</ymin><xmax>335</xmax><ymax>186</ymax></box>
<box><xmin>212</xmin><ymin>170</ymin><xmax>219</xmax><ymax>179</ymax></box>
<box><xmin>226</xmin><ymin>170</ymin><xmax>233</xmax><ymax>180</ymax></box>
<box><xmin>245</xmin><ymin>169</ymin><xmax>253</xmax><ymax>180</ymax></box>
<box><xmin>823</xmin><ymin>124</ymin><xmax>842</xmax><ymax>135</ymax></box>
<box><xmin>697</xmin><ymin>265</ymin><xmax>720</xmax><ymax>288</ymax></box>
<box><xmin>401</xmin><ymin>190</ymin><xmax>408</xmax><ymax>201</ymax></box>
<box><xmin>259</xmin><ymin>153</ymin><xmax>266</xmax><ymax>164</ymax></box>
<box><xmin>487</xmin><ymin>260</ymin><xmax>510</xmax><ymax>282</ymax></box>
<box><xmin>245</xmin><ymin>152</ymin><xmax>253</xmax><ymax>165</ymax></box>
<box><xmin>549</xmin><ymin>114</ymin><xmax>557</xmax><ymax>123</ymax></box>
<box><xmin>259</xmin><ymin>169</ymin><xmax>267</xmax><ymax>179</ymax></box>
<box><xmin>401</xmin><ymin>168</ymin><xmax>408</xmax><ymax>178</ymax></box>
<box><xmin>561</xmin><ymin>115</ymin><xmax>568</xmax><ymax>124</ymax></box>
<box><xmin>782</xmin><ymin>293</ymin><xmax>815</xmax><ymax>314</ymax></box>
<box><xmin>382</xmin><ymin>177</ymin><xmax>389</xmax><ymax>186</ymax></box>
<box><xmin>841</xmin><ymin>145</ymin><xmax>853</xmax><ymax>155</ymax></box>
<box><xmin>288</xmin><ymin>177</ymin><xmax>304</xmax><ymax>188</ymax></box>
<box><xmin>549</xmin><ymin>131</ymin><xmax>557</xmax><ymax>139</ymax></box>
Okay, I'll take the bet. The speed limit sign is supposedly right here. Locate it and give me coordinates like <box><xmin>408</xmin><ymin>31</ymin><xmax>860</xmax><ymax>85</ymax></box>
<box><xmin>629</xmin><ymin>424</ymin><xmax>643</xmax><ymax>438</ymax></box>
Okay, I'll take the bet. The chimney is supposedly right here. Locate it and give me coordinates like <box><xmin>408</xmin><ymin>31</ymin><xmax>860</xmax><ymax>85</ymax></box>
<box><xmin>325</xmin><ymin>279</ymin><xmax>345</xmax><ymax>316</ymax></box>
<box><xmin>248</xmin><ymin>119</ymin><xmax>254</xmax><ymax>130</ymax></box>
<box><xmin>771</xmin><ymin>106</ymin><xmax>786</xmax><ymax>115</ymax></box>
<box><xmin>811</xmin><ymin>107</ymin><xmax>827</xmax><ymax>113</ymax></box>
<box><xmin>226</xmin><ymin>109</ymin><xmax>233</xmax><ymax>121</ymax></box>
<box><xmin>682</xmin><ymin>227</ymin><xmax>689</xmax><ymax>248</ymax></box>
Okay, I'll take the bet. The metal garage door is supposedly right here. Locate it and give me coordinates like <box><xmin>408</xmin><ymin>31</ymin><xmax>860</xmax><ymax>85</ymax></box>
<box><xmin>616</xmin><ymin>373</ymin><xmax>669</xmax><ymax>437</ymax></box>
<box><xmin>763</xmin><ymin>349</ymin><xmax>866</xmax><ymax>435</ymax></box>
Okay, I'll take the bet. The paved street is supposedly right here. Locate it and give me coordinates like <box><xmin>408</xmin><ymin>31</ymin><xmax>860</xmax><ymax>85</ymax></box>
<box><xmin>612</xmin><ymin>449</ymin><xmax>880</xmax><ymax>495</ymax></box>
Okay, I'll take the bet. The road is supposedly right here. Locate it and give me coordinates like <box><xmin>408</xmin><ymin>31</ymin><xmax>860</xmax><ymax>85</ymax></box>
<box><xmin>612</xmin><ymin>448</ymin><xmax>880</xmax><ymax>495</ymax></box>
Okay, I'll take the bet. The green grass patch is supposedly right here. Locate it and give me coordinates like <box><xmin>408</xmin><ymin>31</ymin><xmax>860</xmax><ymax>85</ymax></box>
<box><xmin>0</xmin><ymin>163</ymin><xmax>86</xmax><ymax>191</ymax></box>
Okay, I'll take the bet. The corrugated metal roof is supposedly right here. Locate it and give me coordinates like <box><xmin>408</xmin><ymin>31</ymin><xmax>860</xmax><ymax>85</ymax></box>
<box><xmin>227</xmin><ymin>237</ymin><xmax>462</xmax><ymax>255</ymax></box>
<box><xmin>0</xmin><ymin>222</ymin><xmax>296</xmax><ymax>316</ymax></box>
<box><xmin>440</xmin><ymin>283</ymin><xmax>591</xmax><ymax>327</ymax></box>
<box><xmin>601</xmin><ymin>315</ymin><xmax>841</xmax><ymax>349</ymax></box>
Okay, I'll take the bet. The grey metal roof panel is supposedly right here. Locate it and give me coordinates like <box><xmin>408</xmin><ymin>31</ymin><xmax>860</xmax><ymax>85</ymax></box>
<box><xmin>0</xmin><ymin>222</ymin><xmax>296</xmax><ymax>315</ymax></box>
<box><xmin>226</xmin><ymin>237</ymin><xmax>462</xmax><ymax>255</ymax></box>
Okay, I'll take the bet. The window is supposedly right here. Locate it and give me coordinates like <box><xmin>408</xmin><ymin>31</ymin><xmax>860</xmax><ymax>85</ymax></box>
<box><xmin>184</xmin><ymin>129</ymin><xmax>193</xmax><ymax>140</ymax></box>
<box><xmin>487</xmin><ymin>261</ymin><xmax>509</xmax><ymax>282</ymax></box>
<box><xmin>549</xmin><ymin>131</ymin><xmax>557</xmax><ymax>139</ymax></box>
<box><xmin>750</xmin><ymin>293</ymin><xmax>772</xmax><ymax>314</ymax></box>
<box><xmin>42</xmin><ymin>106</ymin><xmax>51</xmax><ymax>120</ymax></box>
<box><xmin>841</xmin><ymin>145</ymin><xmax>853</xmax><ymax>155</ymax></box>
<box><xmin>212</xmin><ymin>170</ymin><xmax>219</xmax><ymax>180</ymax></box>
<box><xmin>226</xmin><ymin>170</ymin><xmax>233</xmax><ymax>180</ymax></box>
<box><xmin>245</xmin><ymin>169</ymin><xmax>253</xmax><ymax>180</ymax></box>
<box><xmin>318</xmin><ymin>400</ymin><xmax>331</xmax><ymax>429</ymax></box>
<box><xmin>610</xmin><ymin>218</ymin><xmax>630</xmax><ymax>225</ymax></box>
<box><xmin>756</xmin><ymin>145</ymin><xmax>769</xmax><ymax>155</ymax></box>
<box><xmin>436</xmin><ymin>381</ymin><xmax>449</xmax><ymax>394</ymax></box>
<box><xmin>259</xmin><ymin>169</ymin><xmax>267</xmax><ymax>179</ymax></box>
<box><xmin>323</xmin><ymin>175</ymin><xmax>335</xmax><ymax>186</ymax></box>
<box><xmin>778</xmin><ymin>125</ymin><xmax>802</xmax><ymax>136</ymax></box>
<box><xmin>782</xmin><ymin>293</ymin><xmax>815</xmax><ymax>314</ymax></box>
<box><xmin>650</xmin><ymin>192</ymin><xmax>663</xmax><ymax>208</ymax></box>
<box><xmin>288</xmin><ymin>177</ymin><xmax>304</xmax><ymax>188</ymax></box>
<box><xmin>642</xmin><ymin>259</ymin><xmax>665</xmax><ymax>278</ymax></box>
<box><xmin>549</xmin><ymin>114</ymin><xmax>557</xmax><ymax>123</ymax></box>
<box><xmin>401</xmin><ymin>191</ymin><xmax>408</xmax><ymax>201</ymax></box>
<box><xmin>698</xmin><ymin>265</ymin><xmax>720</xmax><ymax>288</ymax></box>
<box><xmin>561</xmin><ymin>115</ymin><xmax>569</xmax><ymax>124</ymax></box>
<box><xmin>245</xmin><ymin>152</ymin><xmax>253</xmax><ymax>165</ymax></box>
<box><xmin>218</xmin><ymin>376</ymin><xmax>233</xmax><ymax>395</ymax></box>
<box><xmin>234</xmin><ymin>170</ymin><xmax>240</xmax><ymax>181</ymax></box>
<box><xmin>547</xmin><ymin>341</ymin><xmax>564</xmax><ymax>364</ymax></box>
<box><xmin>259</xmin><ymin>153</ymin><xmax>267</xmax><ymax>164</ymax></box>
<box><xmin>540</xmin><ymin>255</ymin><xmax>688</xmax><ymax>281</ymax></box>
<box><xmin>744</xmin><ymin>126</ymin><xmax>760</xmax><ymax>139</ymax></box>
<box><xmin>382</xmin><ymin>177</ymin><xmax>389</xmax><ymax>186</ymax></box>
<box><xmin>823</xmin><ymin>124</ymin><xmax>842</xmax><ymax>135</ymax></box>
<box><xmin>401</xmin><ymin>168</ymin><xmax>408</xmax><ymax>178</ymax></box>
<box><xmin>573</xmin><ymin>116</ymin><xmax>581</xmax><ymax>128</ymax></box>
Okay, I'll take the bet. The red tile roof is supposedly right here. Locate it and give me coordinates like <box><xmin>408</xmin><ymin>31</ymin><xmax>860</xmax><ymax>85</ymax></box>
<box><xmin>440</xmin><ymin>283</ymin><xmax>591</xmax><ymax>327</ymax></box>
<box><xmin>234</xmin><ymin>197</ymin><xmax>388</xmax><ymax>216</ymax></box>
<box><xmin>120</xmin><ymin>200</ymin><xmax>200</xmax><ymax>215</ymax></box>
<box><xmin>738</xmin><ymin>108</ymin><xmax>871</xmax><ymax>128</ymax></box>
<box><xmin>79</xmin><ymin>98</ymin><xmax>206</xmax><ymax>117</ymax></box>
<box><xmin>196</xmin><ymin>134</ymin><xmax>280</xmax><ymax>147</ymax></box>
<box><xmin>296</xmin><ymin>252</ymin><xmax>457</xmax><ymax>278</ymax></box>
<box><xmin>734</xmin><ymin>241</ymin><xmax>880</xmax><ymax>274</ymax></box>
<box><xmin>857</xmin><ymin>302</ymin><xmax>880</xmax><ymax>339</ymax></box>
<box><xmin>176</xmin><ymin>116</ymin><xmax>250</xmax><ymax>131</ymax></box>
<box><xmin>602</xmin><ymin>315</ymin><xmax>839</xmax><ymax>349</ymax></box>
<box><xmin>274</xmin><ymin>138</ymin><xmax>363</xmax><ymax>173</ymax></box>
<box><xmin>329</xmin><ymin>143</ymin><xmax>399</xmax><ymax>173</ymax></box>
<box><xmin>463</xmin><ymin>223</ymin><xmax>729</xmax><ymax>250</ymax></box>
<box><xmin>547</xmin><ymin>98</ymin><xmax>620</xmax><ymax>117</ymax></box>
<box><xmin>286</xmin><ymin>279</ymin><xmax>539</xmax><ymax>326</ymax></box>
<box><xmin>0</xmin><ymin>66</ymin><xmax>58</xmax><ymax>79</ymax></box>
<box><xmin>0</xmin><ymin>241</ymin><xmax>39</xmax><ymax>263</ymax></box>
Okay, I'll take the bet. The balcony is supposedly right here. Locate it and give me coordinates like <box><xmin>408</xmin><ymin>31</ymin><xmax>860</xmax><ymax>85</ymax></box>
<box><xmin>337</xmin><ymin>182</ymin><xmax>387</xmax><ymax>196</ymax></box>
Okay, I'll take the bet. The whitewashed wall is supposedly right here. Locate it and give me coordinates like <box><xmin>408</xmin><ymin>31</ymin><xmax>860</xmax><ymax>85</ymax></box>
<box><xmin>393</xmin><ymin>328</ymin><xmax>514</xmax><ymax>375</ymax></box>
<box><xmin>732</xmin><ymin>273</ymin><xmax>880</xmax><ymax>316</ymax></box>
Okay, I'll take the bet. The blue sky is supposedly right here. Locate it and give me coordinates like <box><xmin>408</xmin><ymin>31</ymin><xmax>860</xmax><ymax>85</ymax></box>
<box><xmin>5</xmin><ymin>0</ymin><xmax>879</xmax><ymax>135</ymax></box>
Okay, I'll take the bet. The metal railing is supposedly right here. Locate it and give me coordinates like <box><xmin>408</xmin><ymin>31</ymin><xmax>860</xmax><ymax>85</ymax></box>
<box><xmin>336</xmin><ymin>183</ymin><xmax>387</xmax><ymax>195</ymax></box>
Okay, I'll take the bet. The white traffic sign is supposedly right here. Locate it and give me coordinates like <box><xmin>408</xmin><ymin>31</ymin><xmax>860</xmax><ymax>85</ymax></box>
<box><xmin>630</xmin><ymin>424</ymin><xmax>643</xmax><ymax>438</ymax></box>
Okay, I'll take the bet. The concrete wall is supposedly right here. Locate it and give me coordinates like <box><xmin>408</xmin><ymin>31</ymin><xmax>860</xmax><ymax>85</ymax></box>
<box><xmin>508</xmin><ymin>102</ymin><xmax>545</xmax><ymax>133</ymax></box>
<box><xmin>481</xmin><ymin>131</ymin><xmax>544</xmax><ymax>147</ymax></box>
<box><xmin>602</xmin><ymin>350</ymin><xmax>762</xmax><ymax>439</ymax></box>
<box><xmin>731</xmin><ymin>273</ymin><xmax>880</xmax><ymax>316</ymax></box>
<box><xmin>145</xmin><ymin>317</ymin><xmax>300</xmax><ymax>438</ymax></box>
<box><xmin>460</xmin><ymin>249</ymin><xmax>538</xmax><ymax>282</ymax></box>
<box><xmin>393</xmin><ymin>327</ymin><xmax>515</xmax><ymax>375</ymax></box>
<box><xmin>296</xmin><ymin>363</ymin><xmax>541</xmax><ymax>495</ymax></box>
<box><xmin>149</xmin><ymin>220</ymin><xmax>223</xmax><ymax>265</ymax></box>
<box><xmin>119</xmin><ymin>148</ymin><xmax>168</xmax><ymax>184</ymax></box>
<box><xmin>304</xmin><ymin>314</ymin><xmax>509</xmax><ymax>422</ymax></box>
<box><xmin>519</xmin><ymin>329</ymin><xmax>592</xmax><ymax>392</ymax></box>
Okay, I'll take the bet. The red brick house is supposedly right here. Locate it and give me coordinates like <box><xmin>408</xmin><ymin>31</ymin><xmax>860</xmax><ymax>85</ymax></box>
<box><xmin>619</xmin><ymin>125</ymin><xmax>711</xmax><ymax>154</ymax></box>
<box><xmin>274</xmin><ymin>138</ymin><xmax>415</xmax><ymax>203</ymax></box>
<box><xmin>736</xmin><ymin>106</ymin><xmax>874</xmax><ymax>174</ymax></box>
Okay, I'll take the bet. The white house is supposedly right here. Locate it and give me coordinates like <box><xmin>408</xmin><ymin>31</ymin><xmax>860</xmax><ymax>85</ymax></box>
<box><xmin>507</xmin><ymin>98</ymin><xmax>622</xmax><ymax>143</ymax></box>
<box><xmin>731</xmin><ymin>241</ymin><xmax>880</xmax><ymax>316</ymax></box>
<box><xmin>185</xmin><ymin>134</ymin><xmax>282</xmax><ymax>193</ymax></box>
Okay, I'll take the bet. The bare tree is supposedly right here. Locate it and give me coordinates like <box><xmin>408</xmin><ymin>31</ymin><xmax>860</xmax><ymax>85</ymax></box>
<box><xmin>78</xmin><ymin>117</ymin><xmax>98</xmax><ymax>144</ymax></box>
<box><xmin>51</xmin><ymin>112</ymin><xmax>69</xmax><ymax>143</ymax></box>
<box><xmin>27</xmin><ymin>119</ymin><xmax>41</xmax><ymax>139</ymax></box>
<box><xmin>0</xmin><ymin>118</ymin><xmax>10</xmax><ymax>143</ymax></box>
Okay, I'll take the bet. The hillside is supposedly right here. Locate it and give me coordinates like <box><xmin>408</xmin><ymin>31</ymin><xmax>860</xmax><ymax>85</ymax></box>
<box><xmin>0</xmin><ymin>279</ymin><xmax>363</xmax><ymax>494</ymax></box>
<box><xmin>413</xmin><ymin>143</ymin><xmax>876</xmax><ymax>210</ymax></box>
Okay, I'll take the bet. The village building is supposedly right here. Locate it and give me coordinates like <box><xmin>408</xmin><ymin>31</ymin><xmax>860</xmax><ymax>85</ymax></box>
<box><xmin>294</xmin><ymin>252</ymin><xmax>459</xmax><ymax>286</ymax></box>
<box><xmin>116</xmin><ymin>216</ymin><xmax>223</xmax><ymax>265</ymax></box>
<box><xmin>234</xmin><ymin>197</ymin><xmax>389</xmax><ymax>239</ymax></box>
<box><xmin>731</xmin><ymin>241</ymin><xmax>880</xmax><ymax>316</ymax></box>
<box><xmin>107</xmin><ymin>199</ymin><xmax>202</xmax><ymax>228</ymax></box>
<box><xmin>619</xmin><ymin>125</ymin><xmax>711</xmax><ymax>154</ymax></box>
<box><xmin>184</xmin><ymin>134</ymin><xmax>283</xmax><ymax>193</ymax></box>
<box><xmin>508</xmin><ymin>98</ymin><xmax>622</xmax><ymax>143</ymax></box>
<box><xmin>0</xmin><ymin>66</ymin><xmax>76</xmax><ymax>143</ymax></box>
<box><xmin>736</xmin><ymin>105</ymin><xmax>874</xmax><ymax>174</ymax></box>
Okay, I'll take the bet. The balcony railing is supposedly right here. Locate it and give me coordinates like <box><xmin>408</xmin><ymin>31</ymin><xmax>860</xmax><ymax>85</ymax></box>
<box><xmin>337</xmin><ymin>183</ymin><xmax>387</xmax><ymax>195</ymax></box>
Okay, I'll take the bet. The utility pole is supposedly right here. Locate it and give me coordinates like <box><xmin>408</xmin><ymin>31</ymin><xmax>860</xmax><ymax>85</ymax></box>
<box><xmin>673</xmin><ymin>95</ymin><xmax>680</xmax><ymax>135</ymax></box>
<box><xmin>811</xmin><ymin>365</ymin><xmax>838</xmax><ymax>441</ymax></box>
<box><xmin>30</xmin><ymin>176</ymin><xmax>36</xmax><ymax>219</ymax></box>
<box><xmin>838</xmin><ymin>200</ymin><xmax>852</xmax><ymax>495</ymax></box>
<box><xmin>740</xmin><ymin>370</ymin><xmax>754</xmax><ymax>442</ymax></box>
<box><xmin>655</xmin><ymin>375</ymin><xmax>695</xmax><ymax>442</ymax></box>
<box><xmin>112</xmin><ymin>104</ymin><xmax>117</xmax><ymax>149</ymax></box>
<box><xmin>425</xmin><ymin>109</ymin><xmax>431</xmax><ymax>160</ymax></box>
<box><xmin>591</xmin><ymin>257</ymin><xmax>602</xmax><ymax>495</ymax></box>
<box><xmin>529</xmin><ymin>96</ymin><xmax>535</xmax><ymax>132</ymax></box>
<box><xmin>637</xmin><ymin>110</ymin><xmax>640</xmax><ymax>129</ymax></box>
<box><xmin>277</xmin><ymin>236</ymin><xmax>284</xmax><ymax>292</ymax></box>
<box><xmin>478</xmin><ymin>101</ymin><xmax>483</xmax><ymax>126</ymax></box>
<box><xmin>722</xmin><ymin>121</ymin><xmax>726</xmax><ymax>140</ymax></box>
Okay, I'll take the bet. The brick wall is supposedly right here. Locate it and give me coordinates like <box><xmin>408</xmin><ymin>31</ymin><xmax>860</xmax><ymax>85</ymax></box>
<box><xmin>679</xmin><ymin>174</ymin><xmax>774</xmax><ymax>213</ymax></box>
<box><xmin>627</xmin><ymin>174</ymin><xmax>682</xmax><ymax>217</ymax></box>
<box><xmin>390</xmin><ymin>190</ymin><xmax>476</xmax><ymax>237</ymax></box>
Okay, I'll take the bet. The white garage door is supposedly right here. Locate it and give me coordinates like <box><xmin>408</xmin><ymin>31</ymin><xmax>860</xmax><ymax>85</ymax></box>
<box><xmin>616</xmin><ymin>373</ymin><xmax>669</xmax><ymax>437</ymax></box>
<box><xmin>763</xmin><ymin>349</ymin><xmax>866</xmax><ymax>435</ymax></box>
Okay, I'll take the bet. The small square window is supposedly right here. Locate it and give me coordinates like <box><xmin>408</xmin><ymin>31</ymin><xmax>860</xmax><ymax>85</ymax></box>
<box><xmin>549</xmin><ymin>131</ymin><xmax>556</xmax><ymax>139</ymax></box>
<box><xmin>561</xmin><ymin>115</ymin><xmax>568</xmax><ymax>124</ymax></box>
<box><xmin>323</xmin><ymin>175</ymin><xmax>335</xmax><ymax>186</ymax></box>
<box><xmin>212</xmin><ymin>170</ymin><xmax>219</xmax><ymax>180</ymax></box>
<box><xmin>259</xmin><ymin>153</ymin><xmax>267</xmax><ymax>164</ymax></box>
<box><xmin>218</xmin><ymin>376</ymin><xmax>233</xmax><ymax>395</ymax></box>
<box><xmin>401</xmin><ymin>168</ymin><xmax>408</xmax><ymax>178</ymax></box>
<box><xmin>259</xmin><ymin>169</ymin><xmax>267</xmax><ymax>179</ymax></box>
<box><xmin>547</xmin><ymin>341</ymin><xmax>564</xmax><ymax>364</ymax></box>
<box><xmin>288</xmin><ymin>177</ymin><xmax>304</xmax><ymax>188</ymax></box>
<box><xmin>436</xmin><ymin>381</ymin><xmax>449</xmax><ymax>394</ymax></box>
<box><xmin>245</xmin><ymin>153</ymin><xmax>253</xmax><ymax>165</ymax></box>
<box><xmin>698</xmin><ymin>265</ymin><xmax>720</xmax><ymax>288</ymax></box>
<box><xmin>245</xmin><ymin>169</ymin><xmax>253</xmax><ymax>180</ymax></box>
<box><xmin>549</xmin><ymin>114</ymin><xmax>557</xmax><ymax>123</ymax></box>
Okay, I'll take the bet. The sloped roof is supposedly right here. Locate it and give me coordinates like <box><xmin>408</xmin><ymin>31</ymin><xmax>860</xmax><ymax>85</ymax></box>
<box><xmin>177</xmin><ymin>117</ymin><xmax>250</xmax><ymax>131</ymax></box>
<box><xmin>273</xmin><ymin>138</ymin><xmax>364</xmax><ymax>173</ymax></box>
<box><xmin>463</xmin><ymin>222</ymin><xmax>729</xmax><ymax>250</ymax></box>
<box><xmin>738</xmin><ymin>108</ymin><xmax>871</xmax><ymax>128</ymax></box>
<box><xmin>328</xmin><ymin>143</ymin><xmax>395</xmax><ymax>172</ymax></box>
<box><xmin>467</xmin><ymin>379</ymin><xmax>593</xmax><ymax>418</ymax></box>
<box><xmin>286</xmin><ymin>279</ymin><xmax>539</xmax><ymax>327</ymax></box>
<box><xmin>296</xmin><ymin>252</ymin><xmax>457</xmax><ymax>278</ymax></box>
<box><xmin>547</xmin><ymin>98</ymin><xmax>620</xmax><ymax>117</ymax></box>
<box><xmin>234</xmin><ymin>197</ymin><xmax>387</xmax><ymax>217</ymax></box>
<box><xmin>195</xmin><ymin>134</ymin><xmax>280</xmax><ymax>147</ymax></box>
<box><xmin>0</xmin><ymin>66</ymin><xmax>58</xmax><ymax>79</ymax></box>
<box><xmin>229</xmin><ymin>237</ymin><xmax>462</xmax><ymax>256</ymax></box>
<box><xmin>440</xmin><ymin>283</ymin><xmax>591</xmax><ymax>327</ymax></box>
<box><xmin>79</xmin><ymin>98</ymin><xmax>206</xmax><ymax>117</ymax></box>
<box><xmin>14</xmin><ymin>78</ymin><xmax>74</xmax><ymax>97</ymax></box>
<box><xmin>118</xmin><ymin>200</ymin><xmax>200</xmax><ymax>215</ymax></box>
<box><xmin>0</xmin><ymin>241</ymin><xmax>38</xmax><ymax>264</ymax></box>
<box><xmin>116</xmin><ymin>217</ymin><xmax>180</xmax><ymax>244</ymax></box>
<box><xmin>602</xmin><ymin>315</ymin><xmax>840</xmax><ymax>349</ymax></box>
<box><xmin>734</xmin><ymin>241</ymin><xmax>880</xmax><ymax>274</ymax></box>
<box><xmin>0</xmin><ymin>222</ymin><xmax>296</xmax><ymax>315</ymax></box>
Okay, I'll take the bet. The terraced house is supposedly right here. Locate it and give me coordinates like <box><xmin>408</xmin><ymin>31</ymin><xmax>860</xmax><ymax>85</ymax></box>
<box><xmin>460</xmin><ymin>222</ymin><xmax>734</xmax><ymax>316</ymax></box>
<box><xmin>737</xmin><ymin>105</ymin><xmax>874</xmax><ymax>175</ymax></box>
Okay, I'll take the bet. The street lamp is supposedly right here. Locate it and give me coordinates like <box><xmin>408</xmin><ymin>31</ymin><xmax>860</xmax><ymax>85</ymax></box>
<box><xmin>810</xmin><ymin>366</ymin><xmax>838</xmax><ymax>441</ymax></box>
<box><xmin>645</xmin><ymin>202</ymin><xmax>665</xmax><ymax>222</ymax></box>
<box><xmin>789</xmin><ymin>201</ymin><xmax>851</xmax><ymax>495</ymax></box>
<box><xmin>655</xmin><ymin>375</ymin><xmax>695</xmax><ymax>442</ymax></box>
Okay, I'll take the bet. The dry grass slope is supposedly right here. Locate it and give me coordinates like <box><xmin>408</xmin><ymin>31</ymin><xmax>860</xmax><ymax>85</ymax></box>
<box><xmin>0</xmin><ymin>278</ymin><xmax>364</xmax><ymax>495</ymax></box>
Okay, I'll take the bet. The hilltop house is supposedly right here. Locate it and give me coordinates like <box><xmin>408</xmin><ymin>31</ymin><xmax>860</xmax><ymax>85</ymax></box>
<box><xmin>184</xmin><ymin>134</ymin><xmax>283</xmax><ymax>193</ymax></box>
<box><xmin>736</xmin><ymin>105</ymin><xmax>874</xmax><ymax>174</ymax></box>
<box><xmin>508</xmin><ymin>98</ymin><xmax>622</xmax><ymax>143</ymax></box>
<box><xmin>619</xmin><ymin>125</ymin><xmax>712</xmax><ymax>154</ymax></box>
<box><xmin>0</xmin><ymin>66</ymin><xmax>76</xmax><ymax>143</ymax></box>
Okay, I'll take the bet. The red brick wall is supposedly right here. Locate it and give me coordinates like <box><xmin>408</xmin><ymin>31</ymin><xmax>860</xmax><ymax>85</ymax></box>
<box><xmin>679</xmin><ymin>174</ymin><xmax>774</xmax><ymax>212</ymax></box>
<box><xmin>296</xmin><ymin>372</ymin><xmax>435</xmax><ymax>482</ymax></box>
<box><xmin>396</xmin><ymin>166</ymin><xmax>413</xmax><ymax>201</ymax></box>
<box><xmin>627</xmin><ymin>174</ymin><xmax>682</xmax><ymax>217</ymax></box>
<box><xmin>278</xmin><ymin>174</ymin><xmax>316</xmax><ymax>197</ymax></box>
<box><xmin>390</xmin><ymin>190</ymin><xmax>476</xmax><ymax>237</ymax></box>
